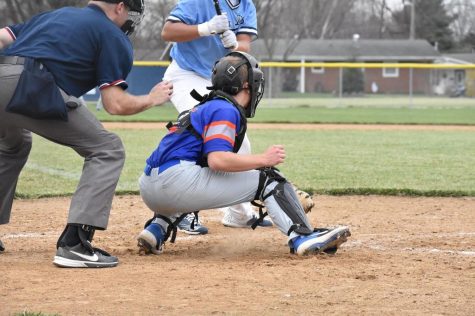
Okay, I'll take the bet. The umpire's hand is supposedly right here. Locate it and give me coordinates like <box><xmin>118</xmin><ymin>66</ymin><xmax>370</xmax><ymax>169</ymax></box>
<box><xmin>149</xmin><ymin>80</ymin><xmax>173</xmax><ymax>106</ymax></box>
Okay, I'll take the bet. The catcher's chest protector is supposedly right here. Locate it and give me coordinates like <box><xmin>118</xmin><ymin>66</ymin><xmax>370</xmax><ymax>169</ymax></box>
<box><xmin>167</xmin><ymin>90</ymin><xmax>247</xmax><ymax>165</ymax></box>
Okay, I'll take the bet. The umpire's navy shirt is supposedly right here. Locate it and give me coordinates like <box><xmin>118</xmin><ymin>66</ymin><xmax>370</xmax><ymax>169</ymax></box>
<box><xmin>3</xmin><ymin>4</ymin><xmax>132</xmax><ymax>97</ymax></box>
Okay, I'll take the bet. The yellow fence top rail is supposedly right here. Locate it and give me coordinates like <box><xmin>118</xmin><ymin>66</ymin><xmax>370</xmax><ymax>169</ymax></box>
<box><xmin>133</xmin><ymin>60</ymin><xmax>475</xmax><ymax>69</ymax></box>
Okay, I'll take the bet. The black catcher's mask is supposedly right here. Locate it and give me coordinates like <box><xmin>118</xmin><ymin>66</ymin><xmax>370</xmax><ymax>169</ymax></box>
<box><xmin>210</xmin><ymin>51</ymin><xmax>265</xmax><ymax>118</ymax></box>
<box><xmin>102</xmin><ymin>0</ymin><xmax>145</xmax><ymax>35</ymax></box>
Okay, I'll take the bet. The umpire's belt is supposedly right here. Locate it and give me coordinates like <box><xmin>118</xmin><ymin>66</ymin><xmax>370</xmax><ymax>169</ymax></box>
<box><xmin>0</xmin><ymin>56</ymin><xmax>26</xmax><ymax>65</ymax></box>
<box><xmin>144</xmin><ymin>159</ymin><xmax>181</xmax><ymax>176</ymax></box>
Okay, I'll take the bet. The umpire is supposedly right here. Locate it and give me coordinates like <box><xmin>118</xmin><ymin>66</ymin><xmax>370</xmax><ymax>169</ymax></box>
<box><xmin>0</xmin><ymin>0</ymin><xmax>173</xmax><ymax>268</ymax></box>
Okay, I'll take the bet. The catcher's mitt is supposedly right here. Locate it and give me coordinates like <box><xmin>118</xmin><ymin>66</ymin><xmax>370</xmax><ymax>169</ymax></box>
<box><xmin>294</xmin><ymin>187</ymin><xmax>315</xmax><ymax>213</ymax></box>
<box><xmin>253</xmin><ymin>186</ymin><xmax>315</xmax><ymax>214</ymax></box>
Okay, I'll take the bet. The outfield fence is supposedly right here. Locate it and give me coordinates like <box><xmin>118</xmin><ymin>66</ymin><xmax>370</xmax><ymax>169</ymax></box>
<box><xmin>84</xmin><ymin>61</ymin><xmax>475</xmax><ymax>108</ymax></box>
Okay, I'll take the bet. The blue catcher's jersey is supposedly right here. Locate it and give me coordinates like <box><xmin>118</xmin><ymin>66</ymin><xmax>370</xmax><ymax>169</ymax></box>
<box><xmin>167</xmin><ymin>0</ymin><xmax>257</xmax><ymax>79</ymax></box>
<box><xmin>3</xmin><ymin>5</ymin><xmax>133</xmax><ymax>97</ymax></box>
<box><xmin>146</xmin><ymin>98</ymin><xmax>241</xmax><ymax>168</ymax></box>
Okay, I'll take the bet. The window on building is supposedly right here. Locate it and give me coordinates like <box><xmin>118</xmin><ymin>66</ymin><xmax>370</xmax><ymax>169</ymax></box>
<box><xmin>383</xmin><ymin>63</ymin><xmax>399</xmax><ymax>78</ymax></box>
<box><xmin>311</xmin><ymin>66</ymin><xmax>325</xmax><ymax>74</ymax></box>
<box><xmin>455</xmin><ymin>70</ymin><xmax>465</xmax><ymax>84</ymax></box>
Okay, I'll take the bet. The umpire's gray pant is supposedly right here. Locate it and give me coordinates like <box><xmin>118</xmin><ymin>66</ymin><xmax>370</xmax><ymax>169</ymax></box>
<box><xmin>139</xmin><ymin>161</ymin><xmax>304</xmax><ymax>242</ymax></box>
<box><xmin>0</xmin><ymin>63</ymin><xmax>125</xmax><ymax>229</ymax></box>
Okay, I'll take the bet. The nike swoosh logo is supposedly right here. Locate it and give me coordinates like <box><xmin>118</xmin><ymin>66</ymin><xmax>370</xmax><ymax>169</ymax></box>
<box><xmin>70</xmin><ymin>250</ymin><xmax>99</xmax><ymax>262</ymax></box>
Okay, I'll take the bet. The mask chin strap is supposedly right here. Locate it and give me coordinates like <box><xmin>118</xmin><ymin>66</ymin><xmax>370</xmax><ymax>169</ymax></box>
<box><xmin>121</xmin><ymin>10</ymin><xmax>144</xmax><ymax>35</ymax></box>
<box><xmin>121</xmin><ymin>20</ymin><xmax>134</xmax><ymax>35</ymax></box>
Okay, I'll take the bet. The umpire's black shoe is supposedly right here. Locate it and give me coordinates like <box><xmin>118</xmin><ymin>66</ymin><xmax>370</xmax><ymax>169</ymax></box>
<box><xmin>0</xmin><ymin>239</ymin><xmax>4</xmax><ymax>252</ymax></box>
<box><xmin>53</xmin><ymin>243</ymin><xmax>118</xmax><ymax>268</ymax></box>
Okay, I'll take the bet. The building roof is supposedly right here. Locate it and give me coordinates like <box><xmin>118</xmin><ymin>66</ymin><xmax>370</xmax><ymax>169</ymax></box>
<box><xmin>252</xmin><ymin>39</ymin><xmax>441</xmax><ymax>62</ymax></box>
<box><xmin>441</xmin><ymin>53</ymin><xmax>475</xmax><ymax>64</ymax></box>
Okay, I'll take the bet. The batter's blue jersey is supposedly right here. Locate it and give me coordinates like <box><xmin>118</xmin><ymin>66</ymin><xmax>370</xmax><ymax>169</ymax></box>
<box><xmin>167</xmin><ymin>0</ymin><xmax>257</xmax><ymax>79</ymax></box>
<box><xmin>3</xmin><ymin>5</ymin><xmax>133</xmax><ymax>97</ymax></box>
<box><xmin>146</xmin><ymin>98</ymin><xmax>242</xmax><ymax>168</ymax></box>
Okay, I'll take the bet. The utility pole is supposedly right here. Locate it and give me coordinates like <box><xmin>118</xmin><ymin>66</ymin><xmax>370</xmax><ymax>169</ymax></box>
<box><xmin>409</xmin><ymin>0</ymin><xmax>416</xmax><ymax>39</ymax></box>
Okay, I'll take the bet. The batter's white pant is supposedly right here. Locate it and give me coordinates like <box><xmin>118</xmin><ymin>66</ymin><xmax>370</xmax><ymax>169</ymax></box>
<box><xmin>163</xmin><ymin>61</ymin><xmax>255</xmax><ymax>222</ymax></box>
<box><xmin>139</xmin><ymin>161</ymin><xmax>301</xmax><ymax>243</ymax></box>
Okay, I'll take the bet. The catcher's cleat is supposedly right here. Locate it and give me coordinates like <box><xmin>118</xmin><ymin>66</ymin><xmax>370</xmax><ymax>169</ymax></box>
<box><xmin>53</xmin><ymin>243</ymin><xmax>118</xmax><ymax>268</ymax></box>
<box><xmin>222</xmin><ymin>211</ymin><xmax>273</xmax><ymax>228</ymax></box>
<box><xmin>0</xmin><ymin>239</ymin><xmax>4</xmax><ymax>252</ymax></box>
<box><xmin>137</xmin><ymin>223</ymin><xmax>165</xmax><ymax>255</ymax></box>
<box><xmin>177</xmin><ymin>213</ymin><xmax>208</xmax><ymax>235</ymax></box>
<box><xmin>290</xmin><ymin>226</ymin><xmax>351</xmax><ymax>256</ymax></box>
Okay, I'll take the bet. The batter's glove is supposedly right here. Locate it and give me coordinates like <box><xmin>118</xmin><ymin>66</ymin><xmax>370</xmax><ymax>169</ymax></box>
<box><xmin>198</xmin><ymin>13</ymin><xmax>230</xmax><ymax>36</ymax></box>
<box><xmin>220</xmin><ymin>30</ymin><xmax>238</xmax><ymax>50</ymax></box>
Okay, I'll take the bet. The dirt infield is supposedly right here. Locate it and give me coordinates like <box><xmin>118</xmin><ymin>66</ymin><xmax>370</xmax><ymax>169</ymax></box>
<box><xmin>1</xmin><ymin>195</ymin><xmax>474</xmax><ymax>315</ymax></box>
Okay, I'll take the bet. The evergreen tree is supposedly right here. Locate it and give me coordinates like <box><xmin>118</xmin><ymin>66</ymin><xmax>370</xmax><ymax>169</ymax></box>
<box><xmin>391</xmin><ymin>0</ymin><xmax>455</xmax><ymax>51</ymax></box>
<box><xmin>460</xmin><ymin>32</ymin><xmax>475</xmax><ymax>51</ymax></box>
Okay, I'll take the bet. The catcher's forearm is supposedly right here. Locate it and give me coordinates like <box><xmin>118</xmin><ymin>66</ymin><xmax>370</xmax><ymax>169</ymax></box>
<box><xmin>207</xmin><ymin>151</ymin><xmax>268</xmax><ymax>172</ymax></box>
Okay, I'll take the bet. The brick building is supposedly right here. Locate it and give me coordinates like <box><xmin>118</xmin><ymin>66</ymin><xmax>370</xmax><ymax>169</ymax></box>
<box><xmin>252</xmin><ymin>39</ymin><xmax>441</xmax><ymax>95</ymax></box>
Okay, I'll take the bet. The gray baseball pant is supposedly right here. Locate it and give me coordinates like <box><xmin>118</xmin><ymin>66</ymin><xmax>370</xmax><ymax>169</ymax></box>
<box><xmin>139</xmin><ymin>161</ymin><xmax>302</xmax><ymax>242</ymax></box>
<box><xmin>0</xmin><ymin>63</ymin><xmax>125</xmax><ymax>229</ymax></box>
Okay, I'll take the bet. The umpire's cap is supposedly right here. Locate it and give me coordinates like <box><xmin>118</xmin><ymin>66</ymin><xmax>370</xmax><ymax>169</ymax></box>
<box><xmin>210</xmin><ymin>51</ymin><xmax>265</xmax><ymax>118</ymax></box>
<box><xmin>101</xmin><ymin>0</ymin><xmax>144</xmax><ymax>13</ymax></box>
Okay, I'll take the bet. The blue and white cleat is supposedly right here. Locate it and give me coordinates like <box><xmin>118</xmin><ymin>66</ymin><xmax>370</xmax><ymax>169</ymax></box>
<box><xmin>291</xmin><ymin>226</ymin><xmax>351</xmax><ymax>256</ymax></box>
<box><xmin>177</xmin><ymin>213</ymin><xmax>209</xmax><ymax>235</ymax></box>
<box><xmin>137</xmin><ymin>223</ymin><xmax>165</xmax><ymax>255</ymax></box>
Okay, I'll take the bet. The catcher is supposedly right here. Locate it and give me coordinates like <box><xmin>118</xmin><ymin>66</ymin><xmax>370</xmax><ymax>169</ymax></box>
<box><xmin>137</xmin><ymin>51</ymin><xmax>350</xmax><ymax>256</ymax></box>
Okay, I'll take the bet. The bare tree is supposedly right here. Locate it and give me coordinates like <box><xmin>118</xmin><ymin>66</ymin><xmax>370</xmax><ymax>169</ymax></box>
<box><xmin>320</xmin><ymin>0</ymin><xmax>339</xmax><ymax>39</ymax></box>
<box><xmin>369</xmin><ymin>0</ymin><xmax>392</xmax><ymax>38</ymax></box>
<box><xmin>1</xmin><ymin>0</ymin><xmax>87</xmax><ymax>24</ymax></box>
<box><xmin>131</xmin><ymin>0</ymin><xmax>176</xmax><ymax>52</ymax></box>
<box><xmin>446</xmin><ymin>0</ymin><xmax>475</xmax><ymax>41</ymax></box>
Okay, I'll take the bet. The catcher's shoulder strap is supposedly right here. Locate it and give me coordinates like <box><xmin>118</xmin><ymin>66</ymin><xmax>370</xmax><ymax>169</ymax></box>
<box><xmin>166</xmin><ymin>89</ymin><xmax>248</xmax><ymax>154</ymax></box>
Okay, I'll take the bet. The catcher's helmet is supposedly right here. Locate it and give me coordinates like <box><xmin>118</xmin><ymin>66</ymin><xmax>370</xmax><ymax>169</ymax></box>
<box><xmin>101</xmin><ymin>0</ymin><xmax>145</xmax><ymax>35</ymax></box>
<box><xmin>210</xmin><ymin>51</ymin><xmax>265</xmax><ymax>118</ymax></box>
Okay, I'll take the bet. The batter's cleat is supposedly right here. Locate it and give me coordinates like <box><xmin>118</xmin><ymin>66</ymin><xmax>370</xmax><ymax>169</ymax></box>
<box><xmin>177</xmin><ymin>213</ymin><xmax>208</xmax><ymax>235</ymax></box>
<box><xmin>53</xmin><ymin>243</ymin><xmax>119</xmax><ymax>268</ymax></box>
<box><xmin>137</xmin><ymin>223</ymin><xmax>165</xmax><ymax>255</ymax></box>
<box><xmin>222</xmin><ymin>211</ymin><xmax>273</xmax><ymax>228</ymax></box>
<box><xmin>0</xmin><ymin>239</ymin><xmax>4</xmax><ymax>252</ymax></box>
<box><xmin>291</xmin><ymin>226</ymin><xmax>351</xmax><ymax>256</ymax></box>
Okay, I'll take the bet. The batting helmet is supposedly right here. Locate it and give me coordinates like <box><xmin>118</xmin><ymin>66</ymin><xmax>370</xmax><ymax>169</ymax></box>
<box><xmin>210</xmin><ymin>51</ymin><xmax>265</xmax><ymax>118</ymax></box>
<box><xmin>101</xmin><ymin>0</ymin><xmax>145</xmax><ymax>35</ymax></box>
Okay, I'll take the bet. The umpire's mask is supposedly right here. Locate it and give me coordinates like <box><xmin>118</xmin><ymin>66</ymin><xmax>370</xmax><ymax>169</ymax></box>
<box><xmin>210</xmin><ymin>51</ymin><xmax>265</xmax><ymax>118</ymax></box>
<box><xmin>102</xmin><ymin>0</ymin><xmax>145</xmax><ymax>35</ymax></box>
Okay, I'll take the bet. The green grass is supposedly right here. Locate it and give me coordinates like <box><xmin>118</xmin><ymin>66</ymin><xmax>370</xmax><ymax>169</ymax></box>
<box><xmin>255</xmin><ymin>107</ymin><xmax>475</xmax><ymax>125</ymax></box>
<box><xmin>270</xmin><ymin>93</ymin><xmax>475</xmax><ymax>108</ymax></box>
<box><xmin>87</xmin><ymin>101</ymin><xmax>475</xmax><ymax>125</ymax></box>
<box><xmin>16</xmin><ymin>128</ymin><xmax>475</xmax><ymax>198</ymax></box>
